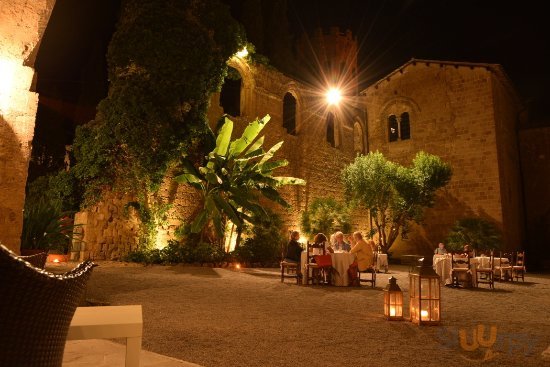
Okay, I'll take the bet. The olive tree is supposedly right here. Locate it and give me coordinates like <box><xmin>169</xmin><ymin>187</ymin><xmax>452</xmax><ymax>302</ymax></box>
<box><xmin>342</xmin><ymin>151</ymin><xmax>452</xmax><ymax>253</ymax></box>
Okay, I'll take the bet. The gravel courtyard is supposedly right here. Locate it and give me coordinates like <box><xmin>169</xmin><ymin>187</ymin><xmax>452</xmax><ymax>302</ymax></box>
<box><xmin>75</xmin><ymin>262</ymin><xmax>550</xmax><ymax>367</ymax></box>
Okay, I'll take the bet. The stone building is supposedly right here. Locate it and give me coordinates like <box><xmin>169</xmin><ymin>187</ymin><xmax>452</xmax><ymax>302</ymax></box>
<box><xmin>362</xmin><ymin>59</ymin><xmax>524</xmax><ymax>257</ymax></box>
<box><xmin>73</xmin><ymin>28</ymin><xmax>525</xmax><ymax>260</ymax></box>
<box><xmin>73</xmin><ymin>31</ymin><xmax>369</xmax><ymax>259</ymax></box>
<box><xmin>0</xmin><ymin>10</ymin><xmax>527</xmax><ymax>259</ymax></box>
<box><xmin>0</xmin><ymin>0</ymin><xmax>56</xmax><ymax>253</ymax></box>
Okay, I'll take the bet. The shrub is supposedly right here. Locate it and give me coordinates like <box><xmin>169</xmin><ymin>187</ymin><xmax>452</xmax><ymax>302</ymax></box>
<box><xmin>446</xmin><ymin>217</ymin><xmax>502</xmax><ymax>252</ymax></box>
<box><xmin>232</xmin><ymin>209</ymin><xmax>285</xmax><ymax>266</ymax></box>
<box><xmin>301</xmin><ymin>197</ymin><xmax>351</xmax><ymax>237</ymax></box>
<box><xmin>124</xmin><ymin>239</ymin><xmax>229</xmax><ymax>265</ymax></box>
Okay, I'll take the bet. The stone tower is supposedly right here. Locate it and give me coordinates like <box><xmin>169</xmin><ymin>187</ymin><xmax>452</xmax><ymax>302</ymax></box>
<box><xmin>0</xmin><ymin>0</ymin><xmax>56</xmax><ymax>252</ymax></box>
<box><xmin>296</xmin><ymin>27</ymin><xmax>359</xmax><ymax>96</ymax></box>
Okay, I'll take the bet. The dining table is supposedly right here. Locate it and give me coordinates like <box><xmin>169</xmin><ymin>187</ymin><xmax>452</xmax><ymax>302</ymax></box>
<box><xmin>375</xmin><ymin>253</ymin><xmax>388</xmax><ymax>273</ymax></box>
<box><xmin>300</xmin><ymin>251</ymin><xmax>356</xmax><ymax>286</ymax></box>
<box><xmin>432</xmin><ymin>255</ymin><xmax>511</xmax><ymax>287</ymax></box>
<box><xmin>433</xmin><ymin>254</ymin><xmax>479</xmax><ymax>286</ymax></box>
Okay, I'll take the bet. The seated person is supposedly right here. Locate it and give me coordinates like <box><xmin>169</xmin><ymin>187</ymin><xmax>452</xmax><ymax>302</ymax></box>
<box><xmin>463</xmin><ymin>244</ymin><xmax>474</xmax><ymax>258</ymax></box>
<box><xmin>284</xmin><ymin>231</ymin><xmax>303</xmax><ymax>273</ymax></box>
<box><xmin>350</xmin><ymin>231</ymin><xmax>375</xmax><ymax>272</ymax></box>
<box><xmin>434</xmin><ymin>242</ymin><xmax>447</xmax><ymax>255</ymax></box>
<box><xmin>313</xmin><ymin>233</ymin><xmax>329</xmax><ymax>254</ymax></box>
<box><xmin>329</xmin><ymin>231</ymin><xmax>351</xmax><ymax>252</ymax></box>
<box><xmin>368</xmin><ymin>239</ymin><xmax>377</xmax><ymax>253</ymax></box>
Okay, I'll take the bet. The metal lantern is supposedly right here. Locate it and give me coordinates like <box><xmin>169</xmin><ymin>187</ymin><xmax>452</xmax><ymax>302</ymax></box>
<box><xmin>383</xmin><ymin>276</ymin><xmax>403</xmax><ymax>320</ymax></box>
<box><xmin>409</xmin><ymin>258</ymin><xmax>441</xmax><ymax>325</ymax></box>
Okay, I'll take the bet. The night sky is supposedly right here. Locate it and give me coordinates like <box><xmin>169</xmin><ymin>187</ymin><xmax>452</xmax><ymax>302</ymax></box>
<box><xmin>286</xmin><ymin>0</ymin><xmax>550</xmax><ymax>111</ymax></box>
<box><xmin>31</xmin><ymin>0</ymin><xmax>550</xmax><ymax>179</ymax></box>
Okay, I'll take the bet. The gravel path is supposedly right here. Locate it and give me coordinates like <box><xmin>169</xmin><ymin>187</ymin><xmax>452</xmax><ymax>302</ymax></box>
<box><xmin>75</xmin><ymin>262</ymin><xmax>550</xmax><ymax>367</ymax></box>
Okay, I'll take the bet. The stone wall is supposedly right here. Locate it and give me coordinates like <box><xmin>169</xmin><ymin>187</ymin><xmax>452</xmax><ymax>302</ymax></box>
<box><xmin>490</xmin><ymin>72</ymin><xmax>524</xmax><ymax>250</ymax></box>
<box><xmin>74</xmin><ymin>57</ymin><xmax>524</xmax><ymax>260</ymax></box>
<box><xmin>75</xmin><ymin>56</ymin><xmax>369</xmax><ymax>259</ymax></box>
<box><xmin>0</xmin><ymin>0</ymin><xmax>56</xmax><ymax>252</ymax></box>
<box><xmin>362</xmin><ymin>60</ymin><xmax>522</xmax><ymax>257</ymax></box>
<box><xmin>519</xmin><ymin>127</ymin><xmax>550</xmax><ymax>268</ymax></box>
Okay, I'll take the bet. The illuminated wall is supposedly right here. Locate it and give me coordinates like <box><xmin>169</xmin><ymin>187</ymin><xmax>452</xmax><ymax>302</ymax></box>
<box><xmin>0</xmin><ymin>0</ymin><xmax>56</xmax><ymax>252</ymax></box>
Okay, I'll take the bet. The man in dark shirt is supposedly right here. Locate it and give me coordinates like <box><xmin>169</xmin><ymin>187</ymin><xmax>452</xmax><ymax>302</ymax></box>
<box><xmin>284</xmin><ymin>230</ymin><xmax>303</xmax><ymax>276</ymax></box>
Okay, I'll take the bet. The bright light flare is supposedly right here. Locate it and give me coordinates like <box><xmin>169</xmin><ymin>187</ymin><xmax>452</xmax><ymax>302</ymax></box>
<box><xmin>235</xmin><ymin>47</ymin><xmax>248</xmax><ymax>59</ymax></box>
<box><xmin>325</xmin><ymin>88</ymin><xmax>342</xmax><ymax>105</ymax></box>
<box><xmin>235</xmin><ymin>263</ymin><xmax>241</xmax><ymax>270</ymax></box>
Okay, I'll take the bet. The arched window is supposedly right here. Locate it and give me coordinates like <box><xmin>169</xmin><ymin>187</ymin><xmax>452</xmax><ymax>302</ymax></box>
<box><xmin>388</xmin><ymin>115</ymin><xmax>398</xmax><ymax>142</ymax></box>
<box><xmin>353</xmin><ymin>122</ymin><xmax>364</xmax><ymax>154</ymax></box>
<box><xmin>400</xmin><ymin>112</ymin><xmax>410</xmax><ymax>140</ymax></box>
<box><xmin>283</xmin><ymin>93</ymin><xmax>296</xmax><ymax>135</ymax></box>
<box><xmin>326</xmin><ymin>112</ymin><xmax>335</xmax><ymax>147</ymax></box>
<box><xmin>220</xmin><ymin>67</ymin><xmax>241</xmax><ymax>116</ymax></box>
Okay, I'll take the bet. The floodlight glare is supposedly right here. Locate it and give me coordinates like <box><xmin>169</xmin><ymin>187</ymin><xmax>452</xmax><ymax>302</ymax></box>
<box><xmin>326</xmin><ymin>88</ymin><xmax>342</xmax><ymax>105</ymax></box>
<box><xmin>235</xmin><ymin>47</ymin><xmax>248</xmax><ymax>58</ymax></box>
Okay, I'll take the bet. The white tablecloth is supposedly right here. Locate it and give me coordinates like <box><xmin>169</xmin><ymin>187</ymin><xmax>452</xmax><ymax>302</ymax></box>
<box><xmin>433</xmin><ymin>255</ymin><xmax>479</xmax><ymax>287</ymax></box>
<box><xmin>300</xmin><ymin>251</ymin><xmax>356</xmax><ymax>286</ymax></box>
<box><xmin>433</xmin><ymin>255</ymin><xmax>511</xmax><ymax>287</ymax></box>
<box><xmin>375</xmin><ymin>253</ymin><xmax>388</xmax><ymax>272</ymax></box>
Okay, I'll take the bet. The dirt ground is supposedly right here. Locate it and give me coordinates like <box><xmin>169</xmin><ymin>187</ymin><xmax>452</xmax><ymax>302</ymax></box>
<box><xmin>52</xmin><ymin>261</ymin><xmax>550</xmax><ymax>367</ymax></box>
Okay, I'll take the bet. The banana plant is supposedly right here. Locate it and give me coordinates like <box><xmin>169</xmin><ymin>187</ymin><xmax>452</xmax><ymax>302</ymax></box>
<box><xmin>175</xmin><ymin>114</ymin><xmax>305</xmax><ymax>241</ymax></box>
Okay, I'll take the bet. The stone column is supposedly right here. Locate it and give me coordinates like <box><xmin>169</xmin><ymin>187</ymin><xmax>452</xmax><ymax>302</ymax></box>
<box><xmin>0</xmin><ymin>0</ymin><xmax>56</xmax><ymax>253</ymax></box>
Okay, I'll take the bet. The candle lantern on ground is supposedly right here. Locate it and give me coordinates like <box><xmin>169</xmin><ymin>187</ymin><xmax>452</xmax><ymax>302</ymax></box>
<box><xmin>383</xmin><ymin>276</ymin><xmax>403</xmax><ymax>320</ymax></box>
<box><xmin>409</xmin><ymin>258</ymin><xmax>441</xmax><ymax>325</ymax></box>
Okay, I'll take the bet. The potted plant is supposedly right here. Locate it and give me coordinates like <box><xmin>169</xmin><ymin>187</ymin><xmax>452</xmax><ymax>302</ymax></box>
<box><xmin>20</xmin><ymin>200</ymin><xmax>82</xmax><ymax>261</ymax></box>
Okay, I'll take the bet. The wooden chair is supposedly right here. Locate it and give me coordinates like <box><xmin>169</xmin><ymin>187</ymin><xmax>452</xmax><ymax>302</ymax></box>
<box><xmin>450</xmin><ymin>253</ymin><xmax>471</xmax><ymax>288</ymax></box>
<box><xmin>280</xmin><ymin>241</ymin><xmax>302</xmax><ymax>284</ymax></box>
<box><xmin>512</xmin><ymin>251</ymin><xmax>526</xmax><ymax>282</ymax></box>
<box><xmin>494</xmin><ymin>252</ymin><xmax>513</xmax><ymax>281</ymax></box>
<box><xmin>358</xmin><ymin>266</ymin><xmax>376</xmax><ymax>288</ymax></box>
<box><xmin>0</xmin><ymin>244</ymin><xmax>95</xmax><ymax>367</ymax></box>
<box><xmin>280</xmin><ymin>259</ymin><xmax>300</xmax><ymax>284</ymax></box>
<box><xmin>475</xmin><ymin>250</ymin><xmax>494</xmax><ymax>289</ymax></box>
<box><xmin>305</xmin><ymin>242</ymin><xmax>328</xmax><ymax>285</ymax></box>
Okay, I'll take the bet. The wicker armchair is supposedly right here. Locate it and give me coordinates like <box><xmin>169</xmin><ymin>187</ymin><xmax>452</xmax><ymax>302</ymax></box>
<box><xmin>0</xmin><ymin>244</ymin><xmax>95</xmax><ymax>367</ymax></box>
<box><xmin>19</xmin><ymin>251</ymin><xmax>48</xmax><ymax>269</ymax></box>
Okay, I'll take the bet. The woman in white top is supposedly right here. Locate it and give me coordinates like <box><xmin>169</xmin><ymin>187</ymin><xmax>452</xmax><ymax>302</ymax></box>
<box><xmin>330</xmin><ymin>231</ymin><xmax>351</xmax><ymax>252</ymax></box>
<box><xmin>434</xmin><ymin>242</ymin><xmax>447</xmax><ymax>255</ymax></box>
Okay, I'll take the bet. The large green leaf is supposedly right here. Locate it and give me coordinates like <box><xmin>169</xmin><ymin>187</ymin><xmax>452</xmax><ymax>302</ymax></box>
<box><xmin>258</xmin><ymin>141</ymin><xmax>283</xmax><ymax>165</ymax></box>
<box><xmin>191</xmin><ymin>209</ymin><xmax>208</xmax><ymax>233</ymax></box>
<box><xmin>178</xmin><ymin>159</ymin><xmax>201</xmax><ymax>178</ymax></box>
<box><xmin>272</xmin><ymin>176</ymin><xmax>306</xmax><ymax>186</ymax></box>
<box><xmin>244</xmin><ymin>136</ymin><xmax>265</xmax><ymax>156</ymax></box>
<box><xmin>175</xmin><ymin>173</ymin><xmax>202</xmax><ymax>185</ymax></box>
<box><xmin>212</xmin><ymin>193</ymin><xmax>242</xmax><ymax>227</ymax></box>
<box><xmin>213</xmin><ymin>117</ymin><xmax>233</xmax><ymax>157</ymax></box>
<box><xmin>211</xmin><ymin>209</ymin><xmax>224</xmax><ymax>238</ymax></box>
<box><xmin>229</xmin><ymin>115</ymin><xmax>270</xmax><ymax>157</ymax></box>
<box><xmin>259</xmin><ymin>186</ymin><xmax>290</xmax><ymax>207</ymax></box>
<box><xmin>260</xmin><ymin>159</ymin><xmax>288</xmax><ymax>174</ymax></box>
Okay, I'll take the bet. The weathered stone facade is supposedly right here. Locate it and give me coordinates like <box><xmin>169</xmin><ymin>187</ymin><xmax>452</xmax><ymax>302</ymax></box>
<box><xmin>519</xmin><ymin>127</ymin><xmax>550</xmax><ymax>268</ymax></box>
<box><xmin>0</xmin><ymin>0</ymin><xmax>56</xmax><ymax>253</ymax></box>
<box><xmin>74</xmin><ymin>31</ymin><xmax>525</xmax><ymax>260</ymax></box>
<box><xmin>75</xmin><ymin>53</ymin><xmax>368</xmax><ymax>259</ymax></box>
<box><xmin>362</xmin><ymin>60</ymin><xmax>523</xmax><ymax>257</ymax></box>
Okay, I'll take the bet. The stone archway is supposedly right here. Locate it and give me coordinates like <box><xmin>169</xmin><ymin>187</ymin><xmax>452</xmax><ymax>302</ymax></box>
<box><xmin>0</xmin><ymin>0</ymin><xmax>57</xmax><ymax>252</ymax></box>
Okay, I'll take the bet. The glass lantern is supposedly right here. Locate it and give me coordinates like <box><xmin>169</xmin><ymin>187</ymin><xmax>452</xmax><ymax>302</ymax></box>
<box><xmin>409</xmin><ymin>258</ymin><xmax>441</xmax><ymax>325</ymax></box>
<box><xmin>383</xmin><ymin>276</ymin><xmax>403</xmax><ymax>320</ymax></box>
